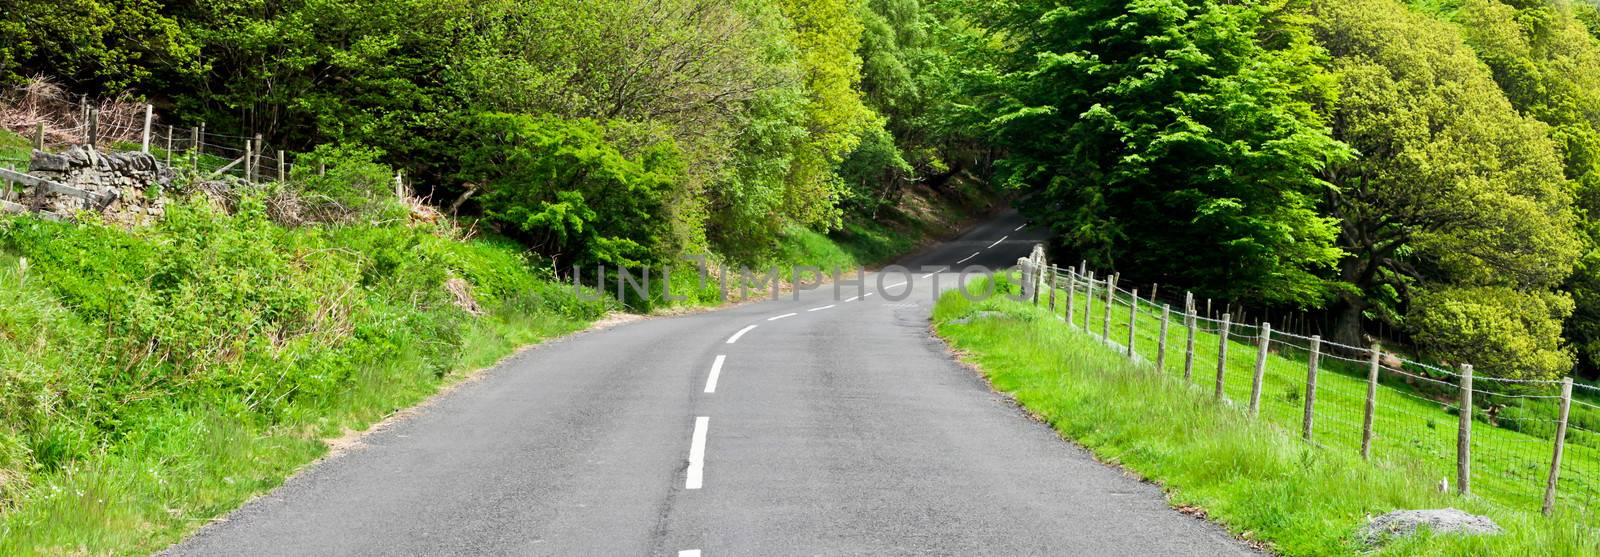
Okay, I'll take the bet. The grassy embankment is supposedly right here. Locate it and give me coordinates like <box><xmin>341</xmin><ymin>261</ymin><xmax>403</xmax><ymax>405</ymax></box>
<box><xmin>0</xmin><ymin>128</ymin><xmax>997</xmax><ymax>555</ymax></box>
<box><xmin>933</xmin><ymin>276</ymin><xmax>1599</xmax><ymax>556</ymax></box>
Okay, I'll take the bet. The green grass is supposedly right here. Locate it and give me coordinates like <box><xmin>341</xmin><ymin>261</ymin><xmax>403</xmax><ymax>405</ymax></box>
<box><xmin>0</xmin><ymin>204</ymin><xmax>609</xmax><ymax>556</ymax></box>
<box><xmin>0</xmin><ymin>129</ymin><xmax>30</xmax><ymax>170</ymax></box>
<box><xmin>934</xmin><ymin>276</ymin><xmax>1599</xmax><ymax>555</ymax></box>
<box><xmin>1048</xmin><ymin>280</ymin><xmax>1600</xmax><ymax>516</ymax></box>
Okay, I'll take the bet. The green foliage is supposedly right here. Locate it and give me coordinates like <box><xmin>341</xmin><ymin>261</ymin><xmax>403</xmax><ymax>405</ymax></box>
<box><xmin>1409</xmin><ymin>286</ymin><xmax>1576</xmax><ymax>380</ymax></box>
<box><xmin>462</xmin><ymin>113</ymin><xmax>689</xmax><ymax>269</ymax></box>
<box><xmin>0</xmin><ymin>0</ymin><xmax>201</xmax><ymax>93</ymax></box>
<box><xmin>970</xmin><ymin>0</ymin><xmax>1352</xmax><ymax>307</ymax></box>
<box><xmin>287</xmin><ymin>143</ymin><xmax>400</xmax><ymax>220</ymax></box>
<box><xmin>1428</xmin><ymin>0</ymin><xmax>1600</xmax><ymax>373</ymax></box>
<box><xmin>0</xmin><ymin>204</ymin><xmax>606</xmax><ymax>554</ymax></box>
<box><xmin>1312</xmin><ymin>0</ymin><xmax>1580</xmax><ymax>374</ymax></box>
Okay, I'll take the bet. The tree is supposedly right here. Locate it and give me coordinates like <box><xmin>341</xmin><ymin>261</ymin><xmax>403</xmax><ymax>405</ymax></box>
<box><xmin>460</xmin><ymin>114</ymin><xmax>688</xmax><ymax>269</ymax></box>
<box><xmin>0</xmin><ymin>0</ymin><xmax>200</xmax><ymax>93</ymax></box>
<box><xmin>970</xmin><ymin>0</ymin><xmax>1352</xmax><ymax>306</ymax></box>
<box><xmin>1312</xmin><ymin>0</ymin><xmax>1580</xmax><ymax>379</ymax></box>
<box><xmin>1446</xmin><ymin>0</ymin><xmax>1600</xmax><ymax>375</ymax></box>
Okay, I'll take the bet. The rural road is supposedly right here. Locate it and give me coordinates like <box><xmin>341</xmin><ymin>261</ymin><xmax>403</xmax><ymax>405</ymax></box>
<box><xmin>163</xmin><ymin>211</ymin><xmax>1256</xmax><ymax>556</ymax></box>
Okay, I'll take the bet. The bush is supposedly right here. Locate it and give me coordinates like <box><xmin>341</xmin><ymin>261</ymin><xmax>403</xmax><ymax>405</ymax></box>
<box><xmin>0</xmin><ymin>197</ymin><xmax>609</xmax><ymax>522</ymax></box>
<box><xmin>460</xmin><ymin>113</ymin><xmax>690</xmax><ymax>269</ymax></box>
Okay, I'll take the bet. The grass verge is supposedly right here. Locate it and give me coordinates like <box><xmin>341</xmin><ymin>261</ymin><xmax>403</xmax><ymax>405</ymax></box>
<box><xmin>0</xmin><ymin>198</ymin><xmax>611</xmax><ymax>556</ymax></box>
<box><xmin>932</xmin><ymin>278</ymin><xmax>1598</xmax><ymax>556</ymax></box>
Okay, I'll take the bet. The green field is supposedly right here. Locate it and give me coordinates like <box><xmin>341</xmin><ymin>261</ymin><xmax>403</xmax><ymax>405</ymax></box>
<box><xmin>1037</xmin><ymin>271</ymin><xmax>1600</xmax><ymax>517</ymax></box>
<box><xmin>934</xmin><ymin>277</ymin><xmax>1600</xmax><ymax>555</ymax></box>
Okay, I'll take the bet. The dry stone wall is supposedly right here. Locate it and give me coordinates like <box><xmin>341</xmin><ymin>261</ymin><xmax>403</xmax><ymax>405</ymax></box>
<box><xmin>26</xmin><ymin>145</ymin><xmax>173</xmax><ymax>225</ymax></box>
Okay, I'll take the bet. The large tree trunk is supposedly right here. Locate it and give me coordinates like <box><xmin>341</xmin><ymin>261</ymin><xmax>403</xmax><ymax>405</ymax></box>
<box><xmin>1330</xmin><ymin>254</ymin><xmax>1371</xmax><ymax>355</ymax></box>
<box><xmin>1331</xmin><ymin>300</ymin><xmax>1366</xmax><ymax>355</ymax></box>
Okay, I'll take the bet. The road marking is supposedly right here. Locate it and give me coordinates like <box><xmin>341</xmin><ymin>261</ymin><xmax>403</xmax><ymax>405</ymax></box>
<box><xmin>726</xmin><ymin>325</ymin><xmax>756</xmax><ymax>344</ymax></box>
<box><xmin>844</xmin><ymin>295</ymin><xmax>860</xmax><ymax>302</ymax></box>
<box><xmin>956</xmin><ymin>251</ymin><xmax>980</xmax><ymax>264</ymax></box>
<box><xmin>884</xmin><ymin>282</ymin><xmax>905</xmax><ymax>289</ymax></box>
<box><xmin>808</xmin><ymin>304</ymin><xmax>835</xmax><ymax>312</ymax></box>
<box><xmin>987</xmin><ymin>235</ymin><xmax>1008</xmax><ymax>249</ymax></box>
<box><xmin>704</xmin><ymin>355</ymin><xmax>725</xmax><ymax>393</ymax></box>
<box><xmin>1014</xmin><ymin>224</ymin><xmax>1025</xmax><ymax>232</ymax></box>
<box><xmin>863</xmin><ymin>291</ymin><xmax>874</xmax><ymax>297</ymax></box>
<box><xmin>920</xmin><ymin>266</ymin><xmax>947</xmax><ymax>278</ymax></box>
<box><xmin>679</xmin><ymin>551</ymin><xmax>701</xmax><ymax>557</ymax></box>
<box><xmin>767</xmin><ymin>312</ymin><xmax>797</xmax><ymax>321</ymax></box>
<box><xmin>686</xmin><ymin>417</ymin><xmax>709</xmax><ymax>489</ymax></box>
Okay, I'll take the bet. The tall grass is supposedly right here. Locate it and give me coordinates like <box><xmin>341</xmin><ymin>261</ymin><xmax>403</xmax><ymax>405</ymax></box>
<box><xmin>934</xmin><ymin>279</ymin><xmax>1599</xmax><ymax>556</ymax></box>
<box><xmin>0</xmin><ymin>200</ymin><xmax>610</xmax><ymax>555</ymax></box>
<box><xmin>1046</xmin><ymin>278</ymin><xmax>1600</xmax><ymax>516</ymax></box>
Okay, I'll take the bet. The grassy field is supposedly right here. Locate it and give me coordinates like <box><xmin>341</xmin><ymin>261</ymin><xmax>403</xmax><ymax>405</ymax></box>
<box><xmin>934</xmin><ymin>278</ymin><xmax>1600</xmax><ymax>555</ymax></box>
<box><xmin>1043</xmin><ymin>276</ymin><xmax>1600</xmax><ymax>517</ymax></box>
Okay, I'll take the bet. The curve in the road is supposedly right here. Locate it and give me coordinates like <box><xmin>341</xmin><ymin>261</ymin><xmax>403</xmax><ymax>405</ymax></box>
<box><xmin>163</xmin><ymin>209</ymin><xmax>1257</xmax><ymax>557</ymax></box>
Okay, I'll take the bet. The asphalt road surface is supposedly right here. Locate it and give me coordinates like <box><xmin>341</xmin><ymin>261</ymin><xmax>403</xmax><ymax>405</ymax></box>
<box><xmin>163</xmin><ymin>210</ymin><xmax>1257</xmax><ymax>556</ymax></box>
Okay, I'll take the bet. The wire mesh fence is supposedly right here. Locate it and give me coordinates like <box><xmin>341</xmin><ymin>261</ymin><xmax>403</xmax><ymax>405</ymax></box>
<box><xmin>1</xmin><ymin>81</ymin><xmax>323</xmax><ymax>184</ymax></box>
<box><xmin>1024</xmin><ymin>259</ymin><xmax>1600</xmax><ymax>520</ymax></box>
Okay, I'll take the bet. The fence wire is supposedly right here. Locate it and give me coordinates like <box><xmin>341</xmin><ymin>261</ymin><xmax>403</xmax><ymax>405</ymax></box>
<box><xmin>1029</xmin><ymin>262</ymin><xmax>1600</xmax><ymax>520</ymax></box>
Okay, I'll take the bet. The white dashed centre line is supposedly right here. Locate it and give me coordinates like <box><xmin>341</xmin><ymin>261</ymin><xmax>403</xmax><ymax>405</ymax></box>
<box><xmin>679</xmin><ymin>551</ymin><xmax>701</xmax><ymax>557</ymax></box>
<box><xmin>844</xmin><ymin>295</ymin><xmax>861</xmax><ymax>302</ymax></box>
<box><xmin>987</xmin><ymin>235</ymin><xmax>1008</xmax><ymax>249</ymax></box>
<box><xmin>956</xmin><ymin>251</ymin><xmax>980</xmax><ymax>264</ymax></box>
<box><xmin>1014</xmin><ymin>224</ymin><xmax>1026</xmax><ymax>232</ymax></box>
<box><xmin>920</xmin><ymin>266</ymin><xmax>947</xmax><ymax>278</ymax></box>
<box><xmin>808</xmin><ymin>304</ymin><xmax>835</xmax><ymax>312</ymax></box>
<box><xmin>704</xmin><ymin>355</ymin><xmax>725</xmax><ymax>393</ymax></box>
<box><xmin>686</xmin><ymin>416</ymin><xmax>709</xmax><ymax>489</ymax></box>
<box><xmin>726</xmin><ymin>325</ymin><xmax>757</xmax><ymax>344</ymax></box>
<box><xmin>767</xmin><ymin>312</ymin><xmax>797</xmax><ymax>321</ymax></box>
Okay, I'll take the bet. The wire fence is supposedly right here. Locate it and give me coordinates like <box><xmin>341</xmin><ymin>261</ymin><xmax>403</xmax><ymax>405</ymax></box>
<box><xmin>0</xmin><ymin>82</ymin><xmax>442</xmax><ymax>225</ymax></box>
<box><xmin>1020</xmin><ymin>257</ymin><xmax>1598</xmax><ymax>520</ymax></box>
<box><xmin>0</xmin><ymin>81</ymin><xmax>328</xmax><ymax>184</ymax></box>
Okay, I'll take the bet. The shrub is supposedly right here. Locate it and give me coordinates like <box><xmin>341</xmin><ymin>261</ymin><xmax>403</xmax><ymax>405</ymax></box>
<box><xmin>459</xmin><ymin>113</ymin><xmax>689</xmax><ymax>269</ymax></box>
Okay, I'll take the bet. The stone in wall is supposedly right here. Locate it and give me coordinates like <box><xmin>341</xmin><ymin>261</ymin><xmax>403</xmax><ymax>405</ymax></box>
<box><xmin>27</xmin><ymin>145</ymin><xmax>174</xmax><ymax>226</ymax></box>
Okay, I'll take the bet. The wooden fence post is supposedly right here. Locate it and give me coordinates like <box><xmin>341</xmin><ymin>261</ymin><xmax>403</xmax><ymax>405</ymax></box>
<box><xmin>1084</xmin><ymin>271</ymin><xmax>1095</xmax><ymax>331</ymax></box>
<box><xmin>141</xmin><ymin>103</ymin><xmax>153</xmax><ymax>153</ymax></box>
<box><xmin>1362</xmin><ymin>344</ymin><xmax>1381</xmax><ymax>460</ymax></box>
<box><xmin>1033</xmin><ymin>259</ymin><xmax>1044</xmax><ymax>306</ymax></box>
<box><xmin>33</xmin><ymin>122</ymin><xmax>44</xmax><ymax>150</ymax></box>
<box><xmin>1065</xmin><ymin>269</ymin><xmax>1076</xmax><ymax>324</ymax></box>
<box><xmin>278</xmin><ymin>150</ymin><xmax>286</xmax><ymax>182</ymax></box>
<box><xmin>1250</xmin><ymin>323</ymin><xmax>1271</xmax><ymax>417</ymax></box>
<box><xmin>1127</xmin><ymin>288</ymin><xmax>1138</xmax><ymax>358</ymax></box>
<box><xmin>1184</xmin><ymin>292</ymin><xmax>1196</xmax><ymax>383</ymax></box>
<box><xmin>252</xmin><ymin>133</ymin><xmax>264</xmax><ymax>181</ymax></box>
<box><xmin>165</xmin><ymin>125</ymin><xmax>173</xmax><ymax>167</ymax></box>
<box><xmin>88</xmin><ymin>109</ymin><xmax>99</xmax><ymax>148</ymax></box>
<box><xmin>1215</xmin><ymin>313</ymin><xmax>1231</xmax><ymax>399</ymax></box>
<box><xmin>244</xmin><ymin>139</ymin><xmax>254</xmax><ymax>182</ymax></box>
<box><xmin>190</xmin><ymin>126</ymin><xmax>200</xmax><ymax>169</ymax></box>
<box><xmin>1544</xmin><ymin>377</ymin><xmax>1574</xmax><ymax>516</ymax></box>
<box><xmin>1048</xmin><ymin>267</ymin><xmax>1058</xmax><ymax>312</ymax></box>
<box><xmin>1457</xmin><ymin>363</ymin><xmax>1474</xmax><ymax>496</ymax></box>
<box><xmin>1157</xmin><ymin>304</ymin><xmax>1170</xmax><ymax>372</ymax></box>
<box><xmin>1102</xmin><ymin>274</ymin><xmax>1116</xmax><ymax>341</ymax></box>
<box><xmin>1303</xmin><ymin>335</ymin><xmax>1322</xmax><ymax>441</ymax></box>
<box><xmin>1465</xmin><ymin>364</ymin><xmax>1472</xmax><ymax>496</ymax></box>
